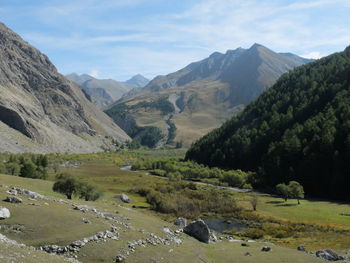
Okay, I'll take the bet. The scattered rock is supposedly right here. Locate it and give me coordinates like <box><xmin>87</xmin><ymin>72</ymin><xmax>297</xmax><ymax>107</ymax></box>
<box><xmin>316</xmin><ymin>249</ymin><xmax>345</xmax><ymax>261</ymax></box>
<box><xmin>297</xmin><ymin>245</ymin><xmax>306</xmax><ymax>252</ymax></box>
<box><xmin>40</xmin><ymin>227</ymin><xmax>119</xmax><ymax>255</ymax></box>
<box><xmin>162</xmin><ymin>227</ymin><xmax>172</xmax><ymax>234</ymax></box>
<box><xmin>340</xmin><ymin>213</ymin><xmax>350</xmax><ymax>217</ymax></box>
<box><xmin>0</xmin><ymin>207</ymin><xmax>10</xmax><ymax>219</ymax></box>
<box><xmin>82</xmin><ymin>218</ymin><xmax>91</xmax><ymax>224</ymax></box>
<box><xmin>11</xmin><ymin>188</ymin><xmax>43</xmax><ymax>199</ymax></box>
<box><xmin>4</xmin><ymin>196</ymin><xmax>22</xmax><ymax>203</ymax></box>
<box><xmin>244</xmin><ymin>252</ymin><xmax>252</xmax><ymax>256</ymax></box>
<box><xmin>209</xmin><ymin>232</ymin><xmax>217</xmax><ymax>242</ymax></box>
<box><xmin>174</xmin><ymin>217</ymin><xmax>187</xmax><ymax>227</ymax></box>
<box><xmin>115</xmin><ymin>255</ymin><xmax>125</xmax><ymax>262</ymax></box>
<box><xmin>184</xmin><ymin>219</ymin><xmax>210</xmax><ymax>243</ymax></box>
<box><xmin>261</xmin><ymin>246</ymin><xmax>272</xmax><ymax>252</ymax></box>
<box><xmin>120</xmin><ymin>194</ymin><xmax>130</xmax><ymax>203</ymax></box>
<box><xmin>6</xmin><ymin>189</ymin><xmax>18</xmax><ymax>195</ymax></box>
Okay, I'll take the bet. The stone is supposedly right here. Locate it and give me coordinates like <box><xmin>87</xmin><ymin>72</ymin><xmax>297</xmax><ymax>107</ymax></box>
<box><xmin>174</xmin><ymin>217</ymin><xmax>187</xmax><ymax>227</ymax></box>
<box><xmin>115</xmin><ymin>255</ymin><xmax>125</xmax><ymax>262</ymax></box>
<box><xmin>316</xmin><ymin>249</ymin><xmax>345</xmax><ymax>261</ymax></box>
<box><xmin>209</xmin><ymin>232</ymin><xmax>218</xmax><ymax>242</ymax></box>
<box><xmin>297</xmin><ymin>245</ymin><xmax>306</xmax><ymax>252</ymax></box>
<box><xmin>261</xmin><ymin>246</ymin><xmax>272</xmax><ymax>252</ymax></box>
<box><xmin>70</xmin><ymin>240</ymin><xmax>85</xmax><ymax>248</ymax></box>
<box><xmin>6</xmin><ymin>189</ymin><xmax>18</xmax><ymax>195</ymax></box>
<box><xmin>82</xmin><ymin>218</ymin><xmax>91</xmax><ymax>224</ymax></box>
<box><xmin>244</xmin><ymin>252</ymin><xmax>252</xmax><ymax>256</ymax></box>
<box><xmin>4</xmin><ymin>196</ymin><xmax>22</xmax><ymax>203</ymax></box>
<box><xmin>120</xmin><ymin>194</ymin><xmax>130</xmax><ymax>203</ymax></box>
<box><xmin>183</xmin><ymin>219</ymin><xmax>210</xmax><ymax>243</ymax></box>
<box><xmin>0</xmin><ymin>207</ymin><xmax>10</xmax><ymax>219</ymax></box>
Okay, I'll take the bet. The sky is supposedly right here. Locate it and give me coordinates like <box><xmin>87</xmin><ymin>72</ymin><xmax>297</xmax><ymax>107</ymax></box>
<box><xmin>1</xmin><ymin>0</ymin><xmax>350</xmax><ymax>81</ymax></box>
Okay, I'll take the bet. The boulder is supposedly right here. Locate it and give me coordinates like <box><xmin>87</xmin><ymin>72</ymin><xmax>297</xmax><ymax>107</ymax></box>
<box><xmin>120</xmin><ymin>194</ymin><xmax>130</xmax><ymax>203</ymax></box>
<box><xmin>261</xmin><ymin>246</ymin><xmax>272</xmax><ymax>252</ymax></box>
<box><xmin>316</xmin><ymin>249</ymin><xmax>345</xmax><ymax>261</ymax></box>
<box><xmin>297</xmin><ymin>245</ymin><xmax>306</xmax><ymax>252</ymax></box>
<box><xmin>184</xmin><ymin>219</ymin><xmax>210</xmax><ymax>243</ymax></box>
<box><xmin>0</xmin><ymin>207</ymin><xmax>10</xmax><ymax>219</ymax></box>
<box><xmin>4</xmin><ymin>196</ymin><xmax>22</xmax><ymax>203</ymax></box>
<box><xmin>115</xmin><ymin>255</ymin><xmax>125</xmax><ymax>262</ymax></box>
<box><xmin>6</xmin><ymin>189</ymin><xmax>18</xmax><ymax>195</ymax></box>
<box><xmin>82</xmin><ymin>218</ymin><xmax>91</xmax><ymax>224</ymax></box>
<box><xmin>174</xmin><ymin>217</ymin><xmax>187</xmax><ymax>227</ymax></box>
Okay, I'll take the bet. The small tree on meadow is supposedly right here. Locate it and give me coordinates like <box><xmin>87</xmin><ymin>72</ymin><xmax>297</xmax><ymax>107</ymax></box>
<box><xmin>276</xmin><ymin>183</ymin><xmax>290</xmax><ymax>201</ymax></box>
<box><xmin>288</xmin><ymin>181</ymin><xmax>304</xmax><ymax>204</ymax></box>
<box><xmin>53</xmin><ymin>173</ymin><xmax>82</xmax><ymax>199</ymax></box>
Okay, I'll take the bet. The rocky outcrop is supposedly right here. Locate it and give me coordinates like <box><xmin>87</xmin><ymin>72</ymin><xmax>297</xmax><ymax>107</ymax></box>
<box><xmin>316</xmin><ymin>249</ymin><xmax>345</xmax><ymax>261</ymax></box>
<box><xmin>4</xmin><ymin>196</ymin><xmax>22</xmax><ymax>203</ymax></box>
<box><xmin>261</xmin><ymin>246</ymin><xmax>272</xmax><ymax>252</ymax></box>
<box><xmin>174</xmin><ymin>217</ymin><xmax>187</xmax><ymax>227</ymax></box>
<box><xmin>183</xmin><ymin>219</ymin><xmax>210</xmax><ymax>243</ymax></box>
<box><xmin>120</xmin><ymin>194</ymin><xmax>130</xmax><ymax>203</ymax></box>
<box><xmin>0</xmin><ymin>207</ymin><xmax>10</xmax><ymax>219</ymax></box>
<box><xmin>0</xmin><ymin>22</ymin><xmax>129</xmax><ymax>153</ymax></box>
<box><xmin>40</xmin><ymin>227</ymin><xmax>119</xmax><ymax>255</ymax></box>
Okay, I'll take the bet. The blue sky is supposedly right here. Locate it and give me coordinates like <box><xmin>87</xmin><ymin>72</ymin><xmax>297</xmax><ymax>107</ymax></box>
<box><xmin>1</xmin><ymin>0</ymin><xmax>350</xmax><ymax>81</ymax></box>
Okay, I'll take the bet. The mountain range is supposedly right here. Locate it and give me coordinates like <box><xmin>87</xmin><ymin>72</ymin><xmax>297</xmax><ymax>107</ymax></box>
<box><xmin>0</xmin><ymin>23</ymin><xmax>129</xmax><ymax>153</ymax></box>
<box><xmin>66</xmin><ymin>73</ymin><xmax>149</xmax><ymax>108</ymax></box>
<box><xmin>186</xmin><ymin>46</ymin><xmax>350</xmax><ymax>199</ymax></box>
<box><xmin>106</xmin><ymin>44</ymin><xmax>312</xmax><ymax>147</ymax></box>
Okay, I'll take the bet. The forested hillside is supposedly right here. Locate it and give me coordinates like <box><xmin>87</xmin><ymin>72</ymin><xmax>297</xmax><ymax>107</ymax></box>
<box><xmin>186</xmin><ymin>46</ymin><xmax>350</xmax><ymax>200</ymax></box>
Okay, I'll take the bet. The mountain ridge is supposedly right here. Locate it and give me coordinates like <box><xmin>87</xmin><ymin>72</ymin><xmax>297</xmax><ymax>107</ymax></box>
<box><xmin>186</xmin><ymin>45</ymin><xmax>350</xmax><ymax>199</ymax></box>
<box><xmin>0</xmin><ymin>22</ymin><xmax>129</xmax><ymax>153</ymax></box>
<box><xmin>107</xmin><ymin>44</ymin><xmax>312</xmax><ymax>147</ymax></box>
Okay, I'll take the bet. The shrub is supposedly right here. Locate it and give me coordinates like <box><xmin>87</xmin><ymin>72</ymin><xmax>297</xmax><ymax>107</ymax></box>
<box><xmin>241</xmin><ymin>228</ymin><xmax>264</xmax><ymax>239</ymax></box>
<box><xmin>52</xmin><ymin>173</ymin><xmax>101</xmax><ymax>201</ymax></box>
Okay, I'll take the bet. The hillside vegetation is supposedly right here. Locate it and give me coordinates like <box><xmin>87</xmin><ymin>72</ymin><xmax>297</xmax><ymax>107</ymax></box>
<box><xmin>186</xmin><ymin>46</ymin><xmax>350</xmax><ymax>200</ymax></box>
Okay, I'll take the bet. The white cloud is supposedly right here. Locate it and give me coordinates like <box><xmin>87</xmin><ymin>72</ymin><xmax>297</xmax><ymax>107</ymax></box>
<box><xmin>89</xmin><ymin>69</ymin><xmax>99</xmax><ymax>78</ymax></box>
<box><xmin>10</xmin><ymin>0</ymin><xmax>350</xmax><ymax>79</ymax></box>
<box><xmin>302</xmin><ymin>51</ymin><xmax>326</xmax><ymax>59</ymax></box>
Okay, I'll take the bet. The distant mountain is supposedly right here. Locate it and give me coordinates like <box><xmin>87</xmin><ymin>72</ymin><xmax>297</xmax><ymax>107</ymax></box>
<box><xmin>107</xmin><ymin>44</ymin><xmax>312</xmax><ymax>147</ymax></box>
<box><xmin>186</xmin><ymin>46</ymin><xmax>350</xmax><ymax>200</ymax></box>
<box><xmin>66</xmin><ymin>73</ymin><xmax>134</xmax><ymax>108</ymax></box>
<box><xmin>0</xmin><ymin>22</ymin><xmax>129</xmax><ymax>153</ymax></box>
<box><xmin>126</xmin><ymin>74</ymin><xmax>149</xmax><ymax>88</ymax></box>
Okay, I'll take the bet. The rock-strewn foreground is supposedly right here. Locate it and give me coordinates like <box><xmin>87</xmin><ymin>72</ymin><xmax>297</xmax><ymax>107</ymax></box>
<box><xmin>0</xmin><ymin>22</ymin><xmax>129</xmax><ymax>153</ymax></box>
<box><xmin>0</xmin><ymin>174</ymin><xmax>344</xmax><ymax>263</ymax></box>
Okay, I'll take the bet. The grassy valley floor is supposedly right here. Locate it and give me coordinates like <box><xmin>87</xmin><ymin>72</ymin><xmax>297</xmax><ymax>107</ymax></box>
<box><xmin>0</xmin><ymin>150</ymin><xmax>349</xmax><ymax>262</ymax></box>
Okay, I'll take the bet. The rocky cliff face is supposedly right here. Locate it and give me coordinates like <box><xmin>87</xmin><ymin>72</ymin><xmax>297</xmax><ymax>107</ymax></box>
<box><xmin>0</xmin><ymin>22</ymin><xmax>130</xmax><ymax>153</ymax></box>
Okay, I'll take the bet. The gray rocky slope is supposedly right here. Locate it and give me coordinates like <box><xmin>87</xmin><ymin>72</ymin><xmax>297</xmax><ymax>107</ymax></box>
<box><xmin>0</xmin><ymin>22</ymin><xmax>130</xmax><ymax>153</ymax></box>
<box><xmin>66</xmin><ymin>73</ymin><xmax>149</xmax><ymax>109</ymax></box>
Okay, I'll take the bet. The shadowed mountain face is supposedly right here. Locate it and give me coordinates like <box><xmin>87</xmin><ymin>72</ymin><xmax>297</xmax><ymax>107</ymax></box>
<box><xmin>186</xmin><ymin>46</ymin><xmax>350</xmax><ymax>199</ymax></box>
<box><xmin>107</xmin><ymin>44</ymin><xmax>312</xmax><ymax>147</ymax></box>
<box><xmin>0</xmin><ymin>22</ymin><xmax>130</xmax><ymax>153</ymax></box>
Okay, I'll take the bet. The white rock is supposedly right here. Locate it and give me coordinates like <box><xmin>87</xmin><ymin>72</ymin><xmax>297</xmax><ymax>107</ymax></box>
<box><xmin>0</xmin><ymin>207</ymin><xmax>10</xmax><ymax>219</ymax></box>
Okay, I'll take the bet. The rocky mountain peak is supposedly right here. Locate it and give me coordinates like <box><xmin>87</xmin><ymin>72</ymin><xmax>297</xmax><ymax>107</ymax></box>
<box><xmin>0</xmin><ymin>22</ymin><xmax>129</xmax><ymax>153</ymax></box>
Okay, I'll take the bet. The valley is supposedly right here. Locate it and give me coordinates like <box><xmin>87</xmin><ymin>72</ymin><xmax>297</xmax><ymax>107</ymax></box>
<box><xmin>0</xmin><ymin>151</ymin><xmax>349</xmax><ymax>263</ymax></box>
<box><xmin>0</xmin><ymin>2</ymin><xmax>349</xmax><ymax>262</ymax></box>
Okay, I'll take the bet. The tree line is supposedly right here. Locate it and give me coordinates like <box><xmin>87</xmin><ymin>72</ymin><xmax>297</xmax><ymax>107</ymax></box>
<box><xmin>186</xmin><ymin>46</ymin><xmax>350</xmax><ymax>200</ymax></box>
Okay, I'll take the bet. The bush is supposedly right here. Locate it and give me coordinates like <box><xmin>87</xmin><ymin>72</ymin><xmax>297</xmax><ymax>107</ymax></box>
<box><xmin>241</xmin><ymin>228</ymin><xmax>264</xmax><ymax>239</ymax></box>
<box><xmin>53</xmin><ymin>173</ymin><xmax>101</xmax><ymax>201</ymax></box>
